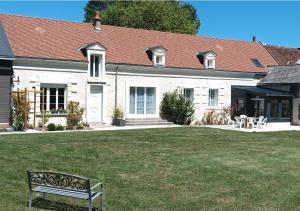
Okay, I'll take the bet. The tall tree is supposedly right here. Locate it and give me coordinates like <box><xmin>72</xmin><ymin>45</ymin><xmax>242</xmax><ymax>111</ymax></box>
<box><xmin>84</xmin><ymin>0</ymin><xmax>200</xmax><ymax>35</ymax></box>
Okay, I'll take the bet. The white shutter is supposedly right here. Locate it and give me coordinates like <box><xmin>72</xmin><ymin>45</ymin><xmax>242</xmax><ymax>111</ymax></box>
<box><xmin>218</xmin><ymin>88</ymin><xmax>225</xmax><ymax>106</ymax></box>
<box><xmin>193</xmin><ymin>87</ymin><xmax>201</xmax><ymax>104</ymax></box>
<box><xmin>202</xmin><ymin>87</ymin><xmax>209</xmax><ymax>105</ymax></box>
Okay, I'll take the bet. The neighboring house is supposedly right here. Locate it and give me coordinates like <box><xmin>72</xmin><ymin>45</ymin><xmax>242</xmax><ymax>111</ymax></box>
<box><xmin>0</xmin><ymin>13</ymin><xmax>278</xmax><ymax>126</ymax></box>
<box><xmin>264</xmin><ymin>44</ymin><xmax>300</xmax><ymax>66</ymax></box>
<box><xmin>0</xmin><ymin>20</ymin><xmax>14</xmax><ymax>125</ymax></box>
<box><xmin>259</xmin><ymin>65</ymin><xmax>300</xmax><ymax>125</ymax></box>
<box><xmin>231</xmin><ymin>45</ymin><xmax>300</xmax><ymax>125</ymax></box>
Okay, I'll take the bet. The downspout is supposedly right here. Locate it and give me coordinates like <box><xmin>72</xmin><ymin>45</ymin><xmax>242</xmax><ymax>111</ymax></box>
<box><xmin>114</xmin><ymin>65</ymin><xmax>119</xmax><ymax>109</ymax></box>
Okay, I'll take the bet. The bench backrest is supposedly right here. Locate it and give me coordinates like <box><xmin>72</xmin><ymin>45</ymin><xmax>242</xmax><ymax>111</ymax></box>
<box><xmin>27</xmin><ymin>171</ymin><xmax>91</xmax><ymax>193</ymax></box>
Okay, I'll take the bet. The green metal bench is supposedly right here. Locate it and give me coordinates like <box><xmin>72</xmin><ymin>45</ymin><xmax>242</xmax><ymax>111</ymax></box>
<box><xmin>27</xmin><ymin>171</ymin><xmax>104</xmax><ymax>211</ymax></box>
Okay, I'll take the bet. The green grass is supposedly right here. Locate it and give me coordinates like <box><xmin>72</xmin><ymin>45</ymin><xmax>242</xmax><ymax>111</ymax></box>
<box><xmin>0</xmin><ymin>127</ymin><xmax>300</xmax><ymax>210</ymax></box>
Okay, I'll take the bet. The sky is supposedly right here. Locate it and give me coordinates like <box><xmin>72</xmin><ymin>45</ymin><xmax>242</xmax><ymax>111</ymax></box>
<box><xmin>0</xmin><ymin>1</ymin><xmax>299</xmax><ymax>47</ymax></box>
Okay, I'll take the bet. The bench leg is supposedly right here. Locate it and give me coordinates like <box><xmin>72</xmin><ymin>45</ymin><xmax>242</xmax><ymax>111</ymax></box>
<box><xmin>100</xmin><ymin>195</ymin><xmax>103</xmax><ymax>210</ymax></box>
<box><xmin>28</xmin><ymin>191</ymin><xmax>32</xmax><ymax>208</ymax></box>
<box><xmin>88</xmin><ymin>199</ymin><xmax>92</xmax><ymax>211</ymax></box>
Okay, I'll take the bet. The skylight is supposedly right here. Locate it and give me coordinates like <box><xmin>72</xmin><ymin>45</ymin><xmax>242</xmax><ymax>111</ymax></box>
<box><xmin>251</xmin><ymin>58</ymin><xmax>264</xmax><ymax>68</ymax></box>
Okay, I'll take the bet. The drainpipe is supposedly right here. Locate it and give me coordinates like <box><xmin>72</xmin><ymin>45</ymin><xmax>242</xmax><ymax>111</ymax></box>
<box><xmin>114</xmin><ymin>65</ymin><xmax>119</xmax><ymax>109</ymax></box>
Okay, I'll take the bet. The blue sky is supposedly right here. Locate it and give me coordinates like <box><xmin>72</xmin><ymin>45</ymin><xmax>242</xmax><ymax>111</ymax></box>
<box><xmin>0</xmin><ymin>1</ymin><xmax>299</xmax><ymax>47</ymax></box>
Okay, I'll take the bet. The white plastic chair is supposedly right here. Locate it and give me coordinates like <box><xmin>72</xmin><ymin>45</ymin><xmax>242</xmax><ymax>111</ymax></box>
<box><xmin>227</xmin><ymin>116</ymin><xmax>235</xmax><ymax>127</ymax></box>
<box><xmin>247</xmin><ymin>117</ymin><xmax>255</xmax><ymax>129</ymax></box>
<box><xmin>254</xmin><ymin>116</ymin><xmax>264</xmax><ymax>128</ymax></box>
<box><xmin>257</xmin><ymin>117</ymin><xmax>268</xmax><ymax>128</ymax></box>
<box><xmin>234</xmin><ymin>116</ymin><xmax>245</xmax><ymax>129</ymax></box>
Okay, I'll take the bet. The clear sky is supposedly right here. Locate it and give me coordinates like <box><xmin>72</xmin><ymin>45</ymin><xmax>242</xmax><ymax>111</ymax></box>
<box><xmin>0</xmin><ymin>1</ymin><xmax>299</xmax><ymax>47</ymax></box>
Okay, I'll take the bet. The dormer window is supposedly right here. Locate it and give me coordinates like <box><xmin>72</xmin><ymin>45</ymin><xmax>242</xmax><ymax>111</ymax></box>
<box><xmin>146</xmin><ymin>46</ymin><xmax>167</xmax><ymax>67</ymax></box>
<box><xmin>197</xmin><ymin>51</ymin><xmax>217</xmax><ymax>69</ymax></box>
<box><xmin>155</xmin><ymin>55</ymin><xmax>163</xmax><ymax>66</ymax></box>
<box><xmin>90</xmin><ymin>54</ymin><xmax>103</xmax><ymax>77</ymax></box>
<box><xmin>79</xmin><ymin>42</ymin><xmax>107</xmax><ymax>79</ymax></box>
<box><xmin>207</xmin><ymin>59</ymin><xmax>215</xmax><ymax>69</ymax></box>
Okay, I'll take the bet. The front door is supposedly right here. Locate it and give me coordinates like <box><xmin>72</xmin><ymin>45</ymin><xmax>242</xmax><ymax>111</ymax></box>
<box><xmin>87</xmin><ymin>85</ymin><xmax>103</xmax><ymax>123</ymax></box>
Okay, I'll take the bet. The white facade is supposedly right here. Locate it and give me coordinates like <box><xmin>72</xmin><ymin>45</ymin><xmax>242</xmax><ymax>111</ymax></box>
<box><xmin>105</xmin><ymin>71</ymin><xmax>258</xmax><ymax>123</ymax></box>
<box><xmin>13</xmin><ymin>65</ymin><xmax>88</xmax><ymax>126</ymax></box>
<box><xmin>13</xmin><ymin>59</ymin><xmax>259</xmax><ymax>126</ymax></box>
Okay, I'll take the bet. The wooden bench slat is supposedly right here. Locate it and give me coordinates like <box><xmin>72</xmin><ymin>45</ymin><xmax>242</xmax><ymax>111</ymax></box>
<box><xmin>33</xmin><ymin>186</ymin><xmax>100</xmax><ymax>200</ymax></box>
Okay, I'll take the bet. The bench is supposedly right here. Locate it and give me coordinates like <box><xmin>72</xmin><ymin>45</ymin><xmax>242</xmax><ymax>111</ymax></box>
<box><xmin>27</xmin><ymin>171</ymin><xmax>104</xmax><ymax>211</ymax></box>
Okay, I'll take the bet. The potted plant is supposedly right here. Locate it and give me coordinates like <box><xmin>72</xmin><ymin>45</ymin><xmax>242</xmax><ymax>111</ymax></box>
<box><xmin>112</xmin><ymin>107</ymin><xmax>126</xmax><ymax>126</ymax></box>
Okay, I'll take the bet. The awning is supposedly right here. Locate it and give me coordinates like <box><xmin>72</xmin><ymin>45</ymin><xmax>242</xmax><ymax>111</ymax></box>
<box><xmin>232</xmin><ymin>86</ymin><xmax>294</xmax><ymax>97</ymax></box>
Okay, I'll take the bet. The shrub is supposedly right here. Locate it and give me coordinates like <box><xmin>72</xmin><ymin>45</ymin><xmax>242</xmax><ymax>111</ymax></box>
<box><xmin>39</xmin><ymin>110</ymin><xmax>51</xmax><ymax>128</ymax></box>
<box><xmin>202</xmin><ymin>110</ymin><xmax>217</xmax><ymax>125</ymax></box>
<box><xmin>112</xmin><ymin>107</ymin><xmax>124</xmax><ymax>119</ymax></box>
<box><xmin>66</xmin><ymin>101</ymin><xmax>84</xmax><ymax>127</ymax></box>
<box><xmin>47</xmin><ymin>123</ymin><xmax>56</xmax><ymax>131</ymax></box>
<box><xmin>13</xmin><ymin>112</ymin><xmax>25</xmax><ymax>131</ymax></box>
<box><xmin>202</xmin><ymin>106</ymin><xmax>232</xmax><ymax>125</ymax></box>
<box><xmin>160</xmin><ymin>90</ymin><xmax>194</xmax><ymax>125</ymax></box>
<box><xmin>11</xmin><ymin>94</ymin><xmax>30</xmax><ymax>131</ymax></box>
<box><xmin>77</xmin><ymin>123</ymin><xmax>84</xmax><ymax>129</ymax></box>
<box><xmin>56</xmin><ymin>124</ymin><xmax>64</xmax><ymax>131</ymax></box>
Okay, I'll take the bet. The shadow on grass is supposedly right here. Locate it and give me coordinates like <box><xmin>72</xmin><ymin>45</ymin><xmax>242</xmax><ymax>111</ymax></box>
<box><xmin>27</xmin><ymin>197</ymin><xmax>101</xmax><ymax>211</ymax></box>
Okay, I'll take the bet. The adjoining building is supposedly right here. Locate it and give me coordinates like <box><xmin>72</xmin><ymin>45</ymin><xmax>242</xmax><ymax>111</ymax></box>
<box><xmin>0</xmin><ymin>20</ymin><xmax>14</xmax><ymax>125</ymax></box>
<box><xmin>231</xmin><ymin>46</ymin><xmax>300</xmax><ymax>125</ymax></box>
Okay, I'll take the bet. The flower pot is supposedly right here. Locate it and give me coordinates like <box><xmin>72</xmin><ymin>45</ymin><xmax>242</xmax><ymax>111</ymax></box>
<box><xmin>113</xmin><ymin>118</ymin><xmax>126</xmax><ymax>126</ymax></box>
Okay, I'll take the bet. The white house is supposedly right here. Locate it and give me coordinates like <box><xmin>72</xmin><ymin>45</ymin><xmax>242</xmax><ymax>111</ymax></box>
<box><xmin>0</xmin><ymin>13</ymin><xmax>279</xmax><ymax>126</ymax></box>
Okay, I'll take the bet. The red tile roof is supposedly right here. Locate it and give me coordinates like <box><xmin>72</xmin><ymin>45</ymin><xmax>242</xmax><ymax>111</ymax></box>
<box><xmin>0</xmin><ymin>13</ymin><xmax>278</xmax><ymax>73</ymax></box>
<box><xmin>264</xmin><ymin>45</ymin><xmax>300</xmax><ymax>66</ymax></box>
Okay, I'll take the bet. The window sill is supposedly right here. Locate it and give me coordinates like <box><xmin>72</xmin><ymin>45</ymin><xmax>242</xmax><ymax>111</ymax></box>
<box><xmin>206</xmin><ymin>107</ymin><xmax>220</xmax><ymax>110</ymax></box>
<box><xmin>36</xmin><ymin>113</ymin><xmax>67</xmax><ymax>117</ymax></box>
<box><xmin>87</xmin><ymin>77</ymin><xmax>106</xmax><ymax>83</ymax></box>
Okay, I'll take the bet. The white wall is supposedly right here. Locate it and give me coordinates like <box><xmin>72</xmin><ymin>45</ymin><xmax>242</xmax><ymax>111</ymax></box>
<box><xmin>13</xmin><ymin>65</ymin><xmax>259</xmax><ymax>126</ymax></box>
<box><xmin>105</xmin><ymin>72</ymin><xmax>258</xmax><ymax>124</ymax></box>
<box><xmin>13</xmin><ymin>67</ymin><xmax>87</xmax><ymax>126</ymax></box>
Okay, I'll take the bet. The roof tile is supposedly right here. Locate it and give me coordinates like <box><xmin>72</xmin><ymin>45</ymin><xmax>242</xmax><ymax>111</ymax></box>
<box><xmin>0</xmin><ymin>13</ymin><xmax>278</xmax><ymax>72</ymax></box>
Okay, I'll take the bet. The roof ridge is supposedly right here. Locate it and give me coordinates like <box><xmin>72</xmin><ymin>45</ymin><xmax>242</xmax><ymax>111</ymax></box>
<box><xmin>264</xmin><ymin>44</ymin><xmax>299</xmax><ymax>50</ymax></box>
<box><xmin>0</xmin><ymin>13</ymin><xmax>86</xmax><ymax>25</ymax></box>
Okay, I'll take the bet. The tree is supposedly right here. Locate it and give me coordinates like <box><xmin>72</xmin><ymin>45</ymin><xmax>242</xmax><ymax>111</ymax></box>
<box><xmin>84</xmin><ymin>0</ymin><xmax>200</xmax><ymax>35</ymax></box>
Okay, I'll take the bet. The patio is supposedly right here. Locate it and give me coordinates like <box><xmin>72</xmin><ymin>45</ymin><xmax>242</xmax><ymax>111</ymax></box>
<box><xmin>208</xmin><ymin>122</ymin><xmax>300</xmax><ymax>132</ymax></box>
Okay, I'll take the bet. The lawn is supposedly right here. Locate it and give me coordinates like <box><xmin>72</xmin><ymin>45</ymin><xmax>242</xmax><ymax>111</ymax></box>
<box><xmin>0</xmin><ymin>127</ymin><xmax>300</xmax><ymax>211</ymax></box>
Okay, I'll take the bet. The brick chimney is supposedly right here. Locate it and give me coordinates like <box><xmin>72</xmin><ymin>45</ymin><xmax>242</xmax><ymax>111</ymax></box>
<box><xmin>93</xmin><ymin>10</ymin><xmax>101</xmax><ymax>32</ymax></box>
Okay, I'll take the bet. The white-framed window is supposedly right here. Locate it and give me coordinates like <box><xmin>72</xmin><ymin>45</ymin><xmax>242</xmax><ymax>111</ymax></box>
<box><xmin>155</xmin><ymin>55</ymin><xmax>163</xmax><ymax>66</ymax></box>
<box><xmin>89</xmin><ymin>54</ymin><xmax>103</xmax><ymax>77</ymax></box>
<box><xmin>129</xmin><ymin>87</ymin><xmax>156</xmax><ymax>115</ymax></box>
<box><xmin>154</xmin><ymin>54</ymin><xmax>165</xmax><ymax>66</ymax></box>
<box><xmin>40</xmin><ymin>85</ymin><xmax>66</xmax><ymax>112</ymax></box>
<box><xmin>208</xmin><ymin>89</ymin><xmax>218</xmax><ymax>107</ymax></box>
<box><xmin>207</xmin><ymin>59</ymin><xmax>215</xmax><ymax>69</ymax></box>
<box><xmin>184</xmin><ymin>88</ymin><xmax>194</xmax><ymax>102</ymax></box>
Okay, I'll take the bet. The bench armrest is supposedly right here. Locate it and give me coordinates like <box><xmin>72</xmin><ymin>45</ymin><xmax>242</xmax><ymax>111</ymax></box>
<box><xmin>91</xmin><ymin>182</ymin><xmax>104</xmax><ymax>190</ymax></box>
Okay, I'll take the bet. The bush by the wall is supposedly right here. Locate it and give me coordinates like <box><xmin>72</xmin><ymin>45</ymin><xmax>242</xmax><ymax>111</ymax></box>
<box><xmin>11</xmin><ymin>94</ymin><xmax>30</xmax><ymax>131</ymax></box>
<box><xmin>160</xmin><ymin>90</ymin><xmax>194</xmax><ymax>125</ymax></box>
<box><xmin>66</xmin><ymin>101</ymin><xmax>85</xmax><ymax>127</ymax></box>
<box><xmin>56</xmin><ymin>124</ymin><xmax>64</xmax><ymax>131</ymax></box>
<box><xmin>47</xmin><ymin>123</ymin><xmax>56</xmax><ymax>131</ymax></box>
<box><xmin>112</xmin><ymin>107</ymin><xmax>124</xmax><ymax>119</ymax></box>
<box><xmin>13</xmin><ymin>112</ymin><xmax>25</xmax><ymax>131</ymax></box>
